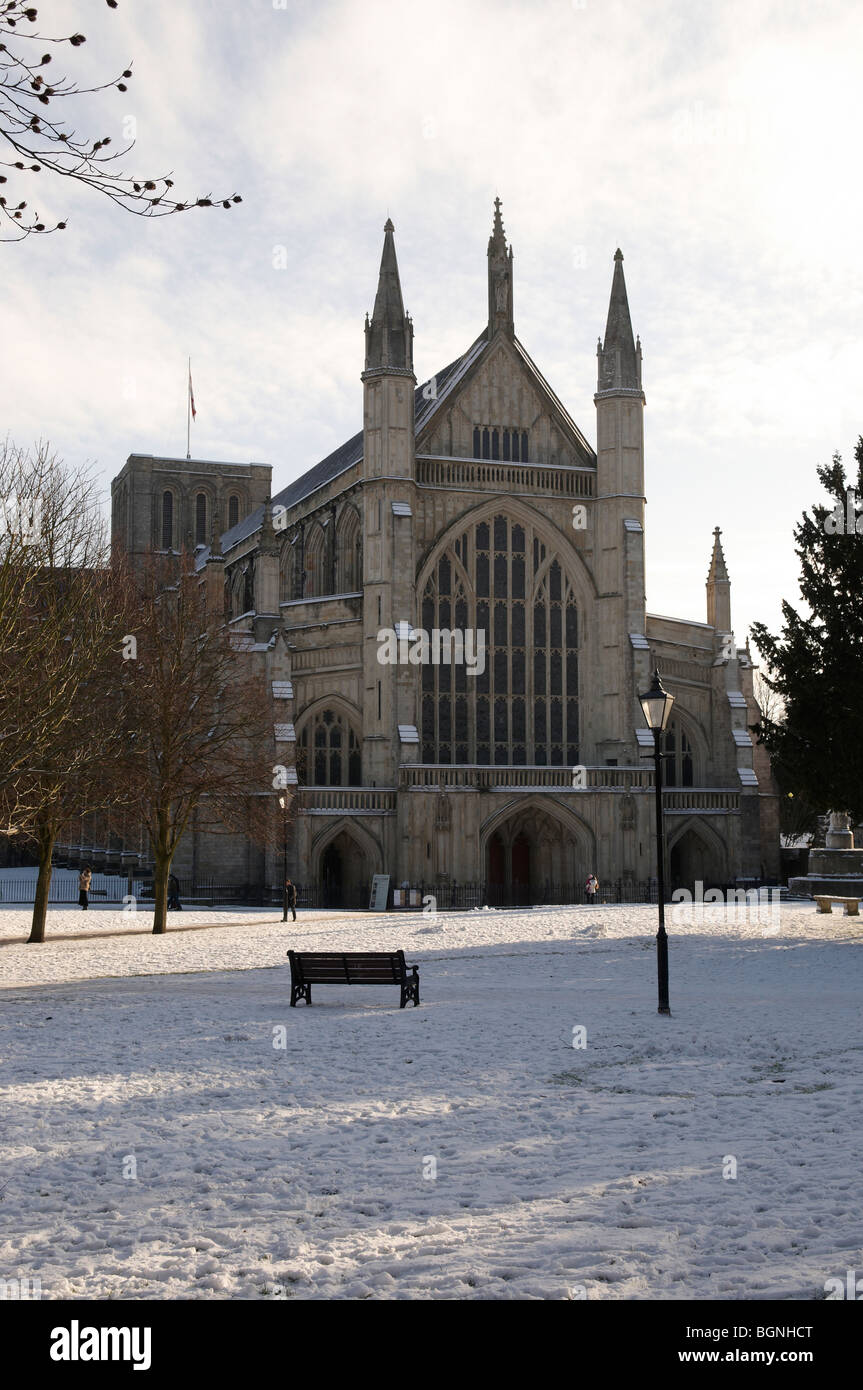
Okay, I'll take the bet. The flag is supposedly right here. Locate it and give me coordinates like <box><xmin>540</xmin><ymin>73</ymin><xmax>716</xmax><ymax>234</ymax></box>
<box><xmin>189</xmin><ymin>368</ymin><xmax>196</xmax><ymax>421</ymax></box>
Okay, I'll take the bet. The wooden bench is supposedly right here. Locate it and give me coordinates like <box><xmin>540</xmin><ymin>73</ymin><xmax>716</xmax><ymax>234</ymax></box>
<box><xmin>287</xmin><ymin>949</ymin><xmax>420</xmax><ymax>1008</ymax></box>
<box><xmin>815</xmin><ymin>894</ymin><xmax>860</xmax><ymax>916</ymax></box>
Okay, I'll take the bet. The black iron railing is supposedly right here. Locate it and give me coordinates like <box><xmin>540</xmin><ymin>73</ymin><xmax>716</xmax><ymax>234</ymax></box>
<box><xmin>1</xmin><ymin>872</ymin><xmax>779</xmax><ymax>910</ymax></box>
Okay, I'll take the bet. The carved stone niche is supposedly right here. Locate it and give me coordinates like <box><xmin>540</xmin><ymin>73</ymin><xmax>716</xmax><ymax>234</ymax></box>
<box><xmin>435</xmin><ymin>787</ymin><xmax>451</xmax><ymax>830</ymax></box>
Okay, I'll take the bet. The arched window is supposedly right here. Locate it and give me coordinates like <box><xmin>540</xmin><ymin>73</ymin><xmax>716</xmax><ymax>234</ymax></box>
<box><xmin>228</xmin><ymin>494</ymin><xmax>240</xmax><ymax>530</ymax></box>
<box><xmin>336</xmin><ymin>506</ymin><xmax>362</xmax><ymax>593</ymax></box>
<box><xmin>195</xmin><ymin>492</ymin><xmax>207</xmax><ymax>545</ymax></box>
<box><xmin>298</xmin><ymin>709</ymin><xmax>361</xmax><ymax>786</ymax></box>
<box><xmin>225</xmin><ymin>564</ymin><xmax>246</xmax><ymax>620</ymax></box>
<box><xmin>303</xmin><ymin>521</ymin><xmax>326</xmax><ymax>598</ymax></box>
<box><xmin>279</xmin><ymin>537</ymin><xmax>293</xmax><ymax>603</ymax></box>
<box><xmin>420</xmin><ymin>514</ymin><xmax>579</xmax><ymax>766</ymax></box>
<box><xmin>663</xmin><ymin>720</ymin><xmax>695</xmax><ymax>787</ymax></box>
<box><xmin>161</xmin><ymin>490</ymin><xmax>174</xmax><ymax>550</ymax></box>
<box><xmin>242</xmin><ymin>559</ymin><xmax>254</xmax><ymax>615</ymax></box>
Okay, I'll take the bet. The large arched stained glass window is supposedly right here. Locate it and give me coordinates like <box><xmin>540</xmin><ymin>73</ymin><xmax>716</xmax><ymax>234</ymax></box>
<box><xmin>420</xmin><ymin>514</ymin><xmax>579</xmax><ymax>766</ymax></box>
<box><xmin>298</xmin><ymin>709</ymin><xmax>362</xmax><ymax>786</ymax></box>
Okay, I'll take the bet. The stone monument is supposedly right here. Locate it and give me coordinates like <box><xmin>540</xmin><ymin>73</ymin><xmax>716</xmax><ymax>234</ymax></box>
<box><xmin>789</xmin><ymin>812</ymin><xmax>863</xmax><ymax>897</ymax></box>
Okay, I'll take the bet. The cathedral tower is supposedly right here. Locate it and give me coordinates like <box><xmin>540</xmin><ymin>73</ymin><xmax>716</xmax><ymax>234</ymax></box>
<box><xmin>361</xmin><ymin>220</ymin><xmax>418</xmax><ymax>785</ymax></box>
<box><xmin>593</xmin><ymin>250</ymin><xmax>648</xmax><ymax>760</ymax></box>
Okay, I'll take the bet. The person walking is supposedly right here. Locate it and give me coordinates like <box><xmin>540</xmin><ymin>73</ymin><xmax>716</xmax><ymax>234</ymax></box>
<box><xmin>167</xmin><ymin>873</ymin><xmax>182</xmax><ymax>911</ymax></box>
<box><xmin>285</xmin><ymin>877</ymin><xmax>297</xmax><ymax>922</ymax></box>
<box><xmin>78</xmin><ymin>866</ymin><xmax>92</xmax><ymax>911</ymax></box>
<box><xmin>585</xmin><ymin>873</ymin><xmax>599</xmax><ymax>903</ymax></box>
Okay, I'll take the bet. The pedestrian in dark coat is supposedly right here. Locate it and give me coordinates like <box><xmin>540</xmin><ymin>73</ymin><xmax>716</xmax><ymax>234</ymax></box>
<box><xmin>285</xmin><ymin>878</ymin><xmax>297</xmax><ymax>922</ymax></box>
<box><xmin>167</xmin><ymin>874</ymin><xmax>182</xmax><ymax>911</ymax></box>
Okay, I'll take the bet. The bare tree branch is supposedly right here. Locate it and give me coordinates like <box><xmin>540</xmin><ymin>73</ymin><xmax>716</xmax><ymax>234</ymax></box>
<box><xmin>0</xmin><ymin>1</ymin><xmax>241</xmax><ymax>242</ymax></box>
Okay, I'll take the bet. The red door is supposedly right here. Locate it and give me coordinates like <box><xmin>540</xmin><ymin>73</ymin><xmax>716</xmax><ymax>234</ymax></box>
<box><xmin>512</xmin><ymin>834</ymin><xmax>531</xmax><ymax>905</ymax></box>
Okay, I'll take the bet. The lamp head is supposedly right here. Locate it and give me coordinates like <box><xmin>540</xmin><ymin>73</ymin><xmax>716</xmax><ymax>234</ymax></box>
<box><xmin>639</xmin><ymin>667</ymin><xmax>675</xmax><ymax>733</ymax></box>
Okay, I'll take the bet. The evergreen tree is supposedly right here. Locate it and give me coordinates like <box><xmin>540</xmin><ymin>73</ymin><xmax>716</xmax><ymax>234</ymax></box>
<box><xmin>750</xmin><ymin>438</ymin><xmax>863</xmax><ymax>821</ymax></box>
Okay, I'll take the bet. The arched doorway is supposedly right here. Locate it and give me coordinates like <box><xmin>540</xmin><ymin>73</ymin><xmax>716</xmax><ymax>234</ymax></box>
<box><xmin>483</xmin><ymin>803</ymin><xmax>590</xmax><ymax>906</ymax></box>
<box><xmin>314</xmin><ymin>825</ymin><xmax>377</xmax><ymax>909</ymax></box>
<box><xmin>669</xmin><ymin>824</ymin><xmax>726</xmax><ymax>895</ymax></box>
<box><xmin>321</xmin><ymin>842</ymin><xmax>343</xmax><ymax>907</ymax></box>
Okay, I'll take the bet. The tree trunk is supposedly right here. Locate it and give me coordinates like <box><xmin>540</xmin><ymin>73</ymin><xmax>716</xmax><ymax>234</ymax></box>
<box><xmin>28</xmin><ymin>820</ymin><xmax>56</xmax><ymax>943</ymax></box>
<box><xmin>152</xmin><ymin>817</ymin><xmax>171</xmax><ymax>934</ymax></box>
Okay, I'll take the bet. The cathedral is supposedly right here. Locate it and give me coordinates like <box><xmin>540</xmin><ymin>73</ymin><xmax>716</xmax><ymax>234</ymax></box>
<box><xmin>110</xmin><ymin>202</ymin><xmax>779</xmax><ymax>906</ymax></box>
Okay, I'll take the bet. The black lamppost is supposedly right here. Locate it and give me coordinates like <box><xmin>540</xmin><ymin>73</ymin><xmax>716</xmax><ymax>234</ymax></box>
<box><xmin>278</xmin><ymin>793</ymin><xmax>288</xmax><ymax>922</ymax></box>
<box><xmin>639</xmin><ymin>668</ymin><xmax>675</xmax><ymax>1016</ymax></box>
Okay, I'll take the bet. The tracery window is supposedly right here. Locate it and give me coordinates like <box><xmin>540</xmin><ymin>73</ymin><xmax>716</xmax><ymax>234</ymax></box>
<box><xmin>336</xmin><ymin>506</ymin><xmax>362</xmax><ymax>593</ymax></box>
<box><xmin>303</xmin><ymin>521</ymin><xmax>326</xmax><ymax>597</ymax></box>
<box><xmin>420</xmin><ymin>514</ymin><xmax>578</xmax><ymax>765</ymax></box>
<box><xmin>228</xmin><ymin>494</ymin><xmax>240</xmax><ymax>530</ymax></box>
<box><xmin>298</xmin><ymin>709</ymin><xmax>362</xmax><ymax>786</ymax></box>
<box><xmin>472</xmin><ymin>426</ymin><xmax>529</xmax><ymax>462</ymax></box>
<box><xmin>662</xmin><ymin>720</ymin><xmax>695</xmax><ymax>787</ymax></box>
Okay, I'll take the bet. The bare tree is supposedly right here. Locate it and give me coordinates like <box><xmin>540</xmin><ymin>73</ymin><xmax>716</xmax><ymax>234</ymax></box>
<box><xmin>752</xmin><ymin>668</ymin><xmax>784</xmax><ymax>730</ymax></box>
<box><xmin>123</xmin><ymin>551</ymin><xmax>283</xmax><ymax>934</ymax></box>
<box><xmin>0</xmin><ymin>440</ymin><xmax>117</xmax><ymax>837</ymax></box>
<box><xmin>24</xmin><ymin>560</ymin><xmax>139</xmax><ymax>942</ymax></box>
<box><xmin>0</xmin><ymin>0</ymin><xmax>241</xmax><ymax>241</ymax></box>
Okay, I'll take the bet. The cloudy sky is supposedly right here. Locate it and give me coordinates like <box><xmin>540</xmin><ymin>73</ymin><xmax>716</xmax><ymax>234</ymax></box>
<box><xmin>4</xmin><ymin>0</ymin><xmax>861</xmax><ymax>645</ymax></box>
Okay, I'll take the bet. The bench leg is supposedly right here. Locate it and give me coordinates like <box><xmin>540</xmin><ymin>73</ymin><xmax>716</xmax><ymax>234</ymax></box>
<box><xmin>400</xmin><ymin>972</ymin><xmax>420</xmax><ymax>1008</ymax></box>
<box><xmin>846</xmin><ymin>902</ymin><xmax>859</xmax><ymax>916</ymax></box>
<box><xmin>817</xmin><ymin>901</ymin><xmax>832</xmax><ymax>913</ymax></box>
<box><xmin>290</xmin><ymin>983</ymin><xmax>311</xmax><ymax>1006</ymax></box>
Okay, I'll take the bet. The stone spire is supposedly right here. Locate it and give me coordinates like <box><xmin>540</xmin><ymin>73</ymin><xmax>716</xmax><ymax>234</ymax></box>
<box><xmin>487</xmin><ymin>196</ymin><xmax>514</xmax><ymax>338</ymax></box>
<box><xmin>364</xmin><ymin>218</ymin><xmax>413</xmax><ymax>374</ymax></box>
<box><xmin>706</xmin><ymin>526</ymin><xmax>732</xmax><ymax>632</ymax></box>
<box><xmin>596</xmin><ymin>249</ymin><xmax>641</xmax><ymax>394</ymax></box>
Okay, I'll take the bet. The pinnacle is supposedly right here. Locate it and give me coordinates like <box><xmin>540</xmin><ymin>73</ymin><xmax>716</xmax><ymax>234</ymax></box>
<box><xmin>598</xmin><ymin>249</ymin><xmax>638</xmax><ymax>390</ymax></box>
<box><xmin>365</xmin><ymin>218</ymin><xmax>412</xmax><ymax>372</ymax></box>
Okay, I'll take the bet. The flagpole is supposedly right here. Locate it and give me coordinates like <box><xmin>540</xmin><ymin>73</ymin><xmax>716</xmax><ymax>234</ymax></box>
<box><xmin>186</xmin><ymin>357</ymin><xmax>191</xmax><ymax>460</ymax></box>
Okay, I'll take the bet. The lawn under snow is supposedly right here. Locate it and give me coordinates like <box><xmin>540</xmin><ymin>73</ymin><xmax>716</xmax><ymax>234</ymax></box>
<box><xmin>1</xmin><ymin>899</ymin><xmax>862</xmax><ymax>1300</ymax></box>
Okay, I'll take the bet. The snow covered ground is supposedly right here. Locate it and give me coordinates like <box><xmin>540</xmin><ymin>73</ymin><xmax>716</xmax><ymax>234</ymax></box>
<box><xmin>1</xmin><ymin>899</ymin><xmax>861</xmax><ymax>1300</ymax></box>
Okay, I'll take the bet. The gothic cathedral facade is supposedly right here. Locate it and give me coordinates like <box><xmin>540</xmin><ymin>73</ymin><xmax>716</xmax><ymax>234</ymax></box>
<box><xmin>111</xmin><ymin>203</ymin><xmax>779</xmax><ymax>905</ymax></box>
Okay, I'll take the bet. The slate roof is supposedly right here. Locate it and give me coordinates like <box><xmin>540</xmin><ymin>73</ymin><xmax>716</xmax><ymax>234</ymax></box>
<box><xmin>219</xmin><ymin>347</ymin><xmax>472</xmax><ymax>556</ymax></box>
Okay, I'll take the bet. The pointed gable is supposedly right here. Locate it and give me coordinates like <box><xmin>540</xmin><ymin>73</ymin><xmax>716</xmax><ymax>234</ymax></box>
<box><xmin>416</xmin><ymin>331</ymin><xmax>596</xmax><ymax>471</ymax></box>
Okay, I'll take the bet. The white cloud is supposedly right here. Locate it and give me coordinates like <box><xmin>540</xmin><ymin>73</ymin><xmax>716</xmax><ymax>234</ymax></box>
<box><xmin>2</xmin><ymin>0</ymin><xmax>862</xmax><ymax>644</ymax></box>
